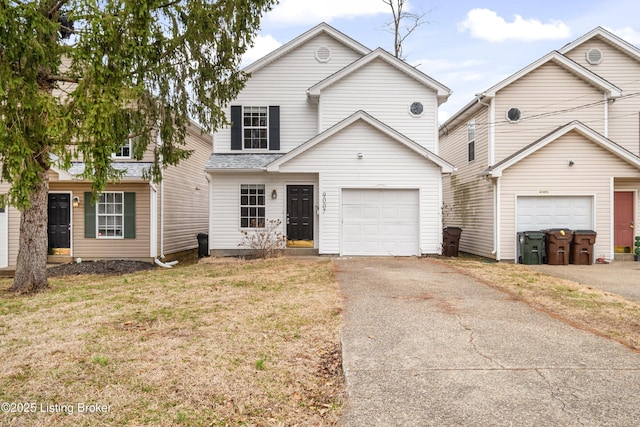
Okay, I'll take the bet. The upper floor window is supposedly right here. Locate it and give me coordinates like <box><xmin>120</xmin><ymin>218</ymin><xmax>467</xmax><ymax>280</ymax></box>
<box><xmin>113</xmin><ymin>138</ymin><xmax>132</xmax><ymax>159</ymax></box>
<box><xmin>467</xmin><ymin>120</ymin><xmax>475</xmax><ymax>162</ymax></box>
<box><xmin>243</xmin><ymin>106</ymin><xmax>268</xmax><ymax>149</ymax></box>
<box><xmin>230</xmin><ymin>105</ymin><xmax>280</xmax><ymax>151</ymax></box>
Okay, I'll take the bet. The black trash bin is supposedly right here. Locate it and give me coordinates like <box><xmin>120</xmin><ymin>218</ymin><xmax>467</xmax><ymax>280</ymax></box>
<box><xmin>571</xmin><ymin>230</ymin><xmax>597</xmax><ymax>265</ymax></box>
<box><xmin>545</xmin><ymin>229</ymin><xmax>572</xmax><ymax>265</ymax></box>
<box><xmin>197</xmin><ymin>233</ymin><xmax>209</xmax><ymax>258</ymax></box>
<box><xmin>443</xmin><ymin>227</ymin><xmax>462</xmax><ymax>257</ymax></box>
<box><xmin>517</xmin><ymin>231</ymin><xmax>546</xmax><ymax>264</ymax></box>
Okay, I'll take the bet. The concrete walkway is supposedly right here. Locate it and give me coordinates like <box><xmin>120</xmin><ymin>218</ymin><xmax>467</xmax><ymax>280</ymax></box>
<box><xmin>337</xmin><ymin>257</ymin><xmax>640</xmax><ymax>426</ymax></box>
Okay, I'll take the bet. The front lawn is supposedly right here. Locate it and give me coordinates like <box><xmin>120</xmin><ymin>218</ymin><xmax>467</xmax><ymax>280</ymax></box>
<box><xmin>0</xmin><ymin>257</ymin><xmax>344</xmax><ymax>426</ymax></box>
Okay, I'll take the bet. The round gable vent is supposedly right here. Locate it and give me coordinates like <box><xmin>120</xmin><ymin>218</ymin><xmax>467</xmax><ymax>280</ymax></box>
<box><xmin>315</xmin><ymin>46</ymin><xmax>332</xmax><ymax>63</ymax></box>
<box><xmin>586</xmin><ymin>48</ymin><xmax>603</xmax><ymax>65</ymax></box>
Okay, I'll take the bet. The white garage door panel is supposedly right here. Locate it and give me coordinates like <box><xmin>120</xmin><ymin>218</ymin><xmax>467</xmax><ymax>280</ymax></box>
<box><xmin>517</xmin><ymin>196</ymin><xmax>593</xmax><ymax>232</ymax></box>
<box><xmin>342</xmin><ymin>189</ymin><xmax>419</xmax><ymax>256</ymax></box>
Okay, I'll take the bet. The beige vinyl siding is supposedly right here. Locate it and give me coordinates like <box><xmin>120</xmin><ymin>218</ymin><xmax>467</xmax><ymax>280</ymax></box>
<box><xmin>277</xmin><ymin>120</ymin><xmax>443</xmax><ymax>255</ymax></box>
<box><xmin>494</xmin><ymin>62</ymin><xmax>605</xmax><ymax>163</ymax></box>
<box><xmin>564</xmin><ymin>38</ymin><xmax>640</xmax><ymax>155</ymax></box>
<box><xmin>440</xmin><ymin>107</ymin><xmax>495</xmax><ymax>258</ymax></box>
<box><xmin>498</xmin><ymin>130</ymin><xmax>640</xmax><ymax>261</ymax></box>
<box><xmin>160</xmin><ymin>124</ymin><xmax>211</xmax><ymax>255</ymax></box>
<box><xmin>214</xmin><ymin>32</ymin><xmax>365</xmax><ymax>154</ymax></box>
<box><xmin>209</xmin><ymin>173</ymin><xmax>318</xmax><ymax>250</ymax></box>
<box><xmin>319</xmin><ymin>58</ymin><xmax>438</xmax><ymax>151</ymax></box>
<box><xmin>49</xmin><ymin>181</ymin><xmax>151</xmax><ymax>260</ymax></box>
<box><xmin>0</xmin><ymin>181</ymin><xmax>20</xmax><ymax>267</ymax></box>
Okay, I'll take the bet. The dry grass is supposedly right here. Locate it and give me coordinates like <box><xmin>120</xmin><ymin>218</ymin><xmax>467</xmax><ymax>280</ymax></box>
<box><xmin>437</xmin><ymin>256</ymin><xmax>640</xmax><ymax>351</ymax></box>
<box><xmin>0</xmin><ymin>257</ymin><xmax>344</xmax><ymax>426</ymax></box>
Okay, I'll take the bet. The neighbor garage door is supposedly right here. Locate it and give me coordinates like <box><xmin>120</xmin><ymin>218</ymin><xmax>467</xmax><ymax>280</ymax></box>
<box><xmin>342</xmin><ymin>189</ymin><xmax>419</xmax><ymax>256</ymax></box>
<box><xmin>517</xmin><ymin>196</ymin><xmax>593</xmax><ymax>232</ymax></box>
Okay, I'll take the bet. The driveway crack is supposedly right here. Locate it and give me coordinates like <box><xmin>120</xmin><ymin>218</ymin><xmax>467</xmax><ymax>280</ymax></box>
<box><xmin>534</xmin><ymin>368</ymin><xmax>585</xmax><ymax>425</ymax></box>
<box><xmin>458</xmin><ymin>316</ymin><xmax>505</xmax><ymax>369</ymax></box>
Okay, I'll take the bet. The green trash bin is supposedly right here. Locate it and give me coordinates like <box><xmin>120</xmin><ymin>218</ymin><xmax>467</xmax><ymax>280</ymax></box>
<box><xmin>518</xmin><ymin>231</ymin><xmax>546</xmax><ymax>264</ymax></box>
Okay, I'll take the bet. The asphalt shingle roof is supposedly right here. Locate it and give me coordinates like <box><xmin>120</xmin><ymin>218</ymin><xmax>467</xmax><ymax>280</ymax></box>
<box><xmin>205</xmin><ymin>153</ymin><xmax>284</xmax><ymax>170</ymax></box>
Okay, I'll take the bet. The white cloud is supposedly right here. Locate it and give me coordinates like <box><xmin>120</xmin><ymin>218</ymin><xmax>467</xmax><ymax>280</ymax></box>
<box><xmin>241</xmin><ymin>34</ymin><xmax>283</xmax><ymax>67</ymax></box>
<box><xmin>608</xmin><ymin>26</ymin><xmax>640</xmax><ymax>45</ymax></box>
<box><xmin>266</xmin><ymin>0</ymin><xmax>389</xmax><ymax>25</ymax></box>
<box><xmin>458</xmin><ymin>8</ymin><xmax>571</xmax><ymax>42</ymax></box>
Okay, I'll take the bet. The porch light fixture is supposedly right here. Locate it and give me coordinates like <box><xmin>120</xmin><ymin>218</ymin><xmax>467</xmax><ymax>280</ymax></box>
<box><xmin>271</xmin><ymin>189</ymin><xmax>277</xmax><ymax>199</ymax></box>
<box><xmin>72</xmin><ymin>196</ymin><xmax>80</xmax><ymax>207</ymax></box>
<box><xmin>568</xmin><ymin>160</ymin><xmax>575</xmax><ymax>167</ymax></box>
<box><xmin>357</xmin><ymin>152</ymin><xmax>363</xmax><ymax>159</ymax></box>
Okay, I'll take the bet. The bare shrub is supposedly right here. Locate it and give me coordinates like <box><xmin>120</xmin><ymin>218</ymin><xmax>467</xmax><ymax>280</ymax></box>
<box><xmin>238</xmin><ymin>218</ymin><xmax>287</xmax><ymax>258</ymax></box>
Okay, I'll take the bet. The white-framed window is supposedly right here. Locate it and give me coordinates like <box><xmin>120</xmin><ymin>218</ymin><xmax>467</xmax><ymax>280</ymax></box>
<box><xmin>240</xmin><ymin>184</ymin><xmax>265</xmax><ymax>228</ymax></box>
<box><xmin>113</xmin><ymin>139</ymin><xmax>132</xmax><ymax>159</ymax></box>
<box><xmin>243</xmin><ymin>107</ymin><xmax>268</xmax><ymax>149</ymax></box>
<box><xmin>467</xmin><ymin>119</ymin><xmax>475</xmax><ymax>162</ymax></box>
<box><xmin>97</xmin><ymin>192</ymin><xmax>124</xmax><ymax>238</ymax></box>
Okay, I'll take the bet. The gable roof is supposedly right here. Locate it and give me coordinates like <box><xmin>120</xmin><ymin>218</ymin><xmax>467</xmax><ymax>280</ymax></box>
<box><xmin>243</xmin><ymin>22</ymin><xmax>371</xmax><ymax>74</ymax></box>
<box><xmin>484</xmin><ymin>121</ymin><xmax>640</xmax><ymax>177</ymax></box>
<box><xmin>307</xmin><ymin>48</ymin><xmax>451</xmax><ymax>104</ymax></box>
<box><xmin>559</xmin><ymin>26</ymin><xmax>640</xmax><ymax>63</ymax></box>
<box><xmin>266</xmin><ymin>110</ymin><xmax>454</xmax><ymax>173</ymax></box>
<box><xmin>440</xmin><ymin>50</ymin><xmax>623</xmax><ymax>132</ymax></box>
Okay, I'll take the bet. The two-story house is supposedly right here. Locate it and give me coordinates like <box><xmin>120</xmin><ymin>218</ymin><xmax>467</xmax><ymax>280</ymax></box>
<box><xmin>440</xmin><ymin>27</ymin><xmax>640</xmax><ymax>263</ymax></box>
<box><xmin>205</xmin><ymin>23</ymin><xmax>453</xmax><ymax>256</ymax></box>
<box><xmin>0</xmin><ymin>121</ymin><xmax>211</xmax><ymax>269</ymax></box>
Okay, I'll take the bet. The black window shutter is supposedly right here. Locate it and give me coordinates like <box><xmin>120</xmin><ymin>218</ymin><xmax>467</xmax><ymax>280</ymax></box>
<box><xmin>84</xmin><ymin>192</ymin><xmax>96</xmax><ymax>238</ymax></box>
<box><xmin>123</xmin><ymin>192</ymin><xmax>136</xmax><ymax>239</ymax></box>
<box><xmin>230</xmin><ymin>105</ymin><xmax>242</xmax><ymax>150</ymax></box>
<box><xmin>269</xmin><ymin>106</ymin><xmax>280</xmax><ymax>151</ymax></box>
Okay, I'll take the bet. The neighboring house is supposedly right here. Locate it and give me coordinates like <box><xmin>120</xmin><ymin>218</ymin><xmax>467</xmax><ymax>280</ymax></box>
<box><xmin>206</xmin><ymin>23</ymin><xmax>453</xmax><ymax>256</ymax></box>
<box><xmin>440</xmin><ymin>27</ymin><xmax>640</xmax><ymax>263</ymax></box>
<box><xmin>0</xmin><ymin>120</ymin><xmax>211</xmax><ymax>269</ymax></box>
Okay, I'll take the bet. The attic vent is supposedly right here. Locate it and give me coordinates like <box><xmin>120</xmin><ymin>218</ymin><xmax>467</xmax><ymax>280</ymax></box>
<box><xmin>586</xmin><ymin>48</ymin><xmax>603</xmax><ymax>65</ymax></box>
<box><xmin>315</xmin><ymin>46</ymin><xmax>332</xmax><ymax>63</ymax></box>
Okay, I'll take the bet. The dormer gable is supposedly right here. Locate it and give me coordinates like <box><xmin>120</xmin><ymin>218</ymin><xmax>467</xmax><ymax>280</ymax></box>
<box><xmin>307</xmin><ymin>48</ymin><xmax>451</xmax><ymax>105</ymax></box>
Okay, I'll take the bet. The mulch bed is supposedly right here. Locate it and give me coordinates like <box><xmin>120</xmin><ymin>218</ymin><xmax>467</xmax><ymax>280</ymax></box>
<box><xmin>48</xmin><ymin>260</ymin><xmax>156</xmax><ymax>277</ymax></box>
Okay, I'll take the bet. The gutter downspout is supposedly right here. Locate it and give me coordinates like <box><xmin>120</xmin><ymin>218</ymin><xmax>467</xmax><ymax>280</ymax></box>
<box><xmin>495</xmin><ymin>176</ymin><xmax>501</xmax><ymax>261</ymax></box>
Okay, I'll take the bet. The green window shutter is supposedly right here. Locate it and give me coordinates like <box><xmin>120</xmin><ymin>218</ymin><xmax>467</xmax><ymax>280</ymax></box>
<box><xmin>84</xmin><ymin>192</ymin><xmax>96</xmax><ymax>238</ymax></box>
<box><xmin>124</xmin><ymin>192</ymin><xmax>136</xmax><ymax>239</ymax></box>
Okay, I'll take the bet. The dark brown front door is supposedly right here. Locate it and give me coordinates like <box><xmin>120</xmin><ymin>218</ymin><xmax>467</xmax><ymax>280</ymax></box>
<box><xmin>48</xmin><ymin>193</ymin><xmax>71</xmax><ymax>249</ymax></box>
<box><xmin>614</xmin><ymin>191</ymin><xmax>634</xmax><ymax>249</ymax></box>
<box><xmin>287</xmin><ymin>185</ymin><xmax>313</xmax><ymax>241</ymax></box>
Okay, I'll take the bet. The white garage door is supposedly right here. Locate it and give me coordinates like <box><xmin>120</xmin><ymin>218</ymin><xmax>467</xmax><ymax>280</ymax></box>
<box><xmin>342</xmin><ymin>189</ymin><xmax>419</xmax><ymax>256</ymax></box>
<box><xmin>0</xmin><ymin>205</ymin><xmax>7</xmax><ymax>268</ymax></box>
<box><xmin>517</xmin><ymin>196</ymin><xmax>593</xmax><ymax>232</ymax></box>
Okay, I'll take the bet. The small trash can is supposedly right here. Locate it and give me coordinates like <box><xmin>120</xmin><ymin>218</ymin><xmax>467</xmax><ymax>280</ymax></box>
<box><xmin>443</xmin><ymin>227</ymin><xmax>462</xmax><ymax>257</ymax></box>
<box><xmin>197</xmin><ymin>233</ymin><xmax>209</xmax><ymax>258</ymax></box>
<box><xmin>517</xmin><ymin>231</ymin><xmax>546</xmax><ymax>264</ymax></box>
<box><xmin>545</xmin><ymin>229</ymin><xmax>573</xmax><ymax>265</ymax></box>
<box><xmin>571</xmin><ymin>230</ymin><xmax>597</xmax><ymax>265</ymax></box>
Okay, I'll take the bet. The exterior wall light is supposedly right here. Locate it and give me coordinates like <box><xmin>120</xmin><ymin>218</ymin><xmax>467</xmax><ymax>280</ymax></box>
<box><xmin>271</xmin><ymin>189</ymin><xmax>278</xmax><ymax>199</ymax></box>
<box><xmin>72</xmin><ymin>196</ymin><xmax>80</xmax><ymax>207</ymax></box>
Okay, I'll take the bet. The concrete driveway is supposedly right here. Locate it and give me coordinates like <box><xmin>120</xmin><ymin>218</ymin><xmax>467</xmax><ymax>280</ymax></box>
<box><xmin>337</xmin><ymin>257</ymin><xmax>640</xmax><ymax>426</ymax></box>
<box><xmin>527</xmin><ymin>262</ymin><xmax>640</xmax><ymax>302</ymax></box>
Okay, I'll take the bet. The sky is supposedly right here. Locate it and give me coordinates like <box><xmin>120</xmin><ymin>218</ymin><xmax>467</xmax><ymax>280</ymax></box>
<box><xmin>240</xmin><ymin>0</ymin><xmax>640</xmax><ymax>122</ymax></box>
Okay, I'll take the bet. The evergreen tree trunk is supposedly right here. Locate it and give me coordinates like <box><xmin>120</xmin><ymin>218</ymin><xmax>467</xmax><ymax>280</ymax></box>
<box><xmin>11</xmin><ymin>171</ymin><xmax>50</xmax><ymax>293</ymax></box>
